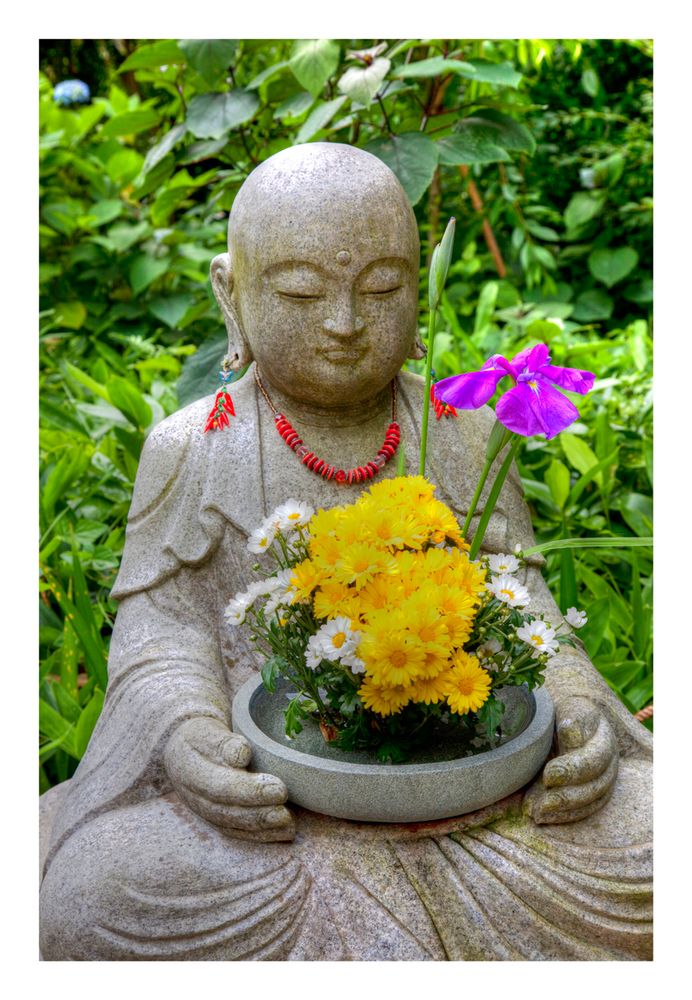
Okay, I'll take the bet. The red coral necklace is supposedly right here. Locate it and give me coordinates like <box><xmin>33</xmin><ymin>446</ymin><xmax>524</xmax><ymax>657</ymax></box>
<box><xmin>254</xmin><ymin>367</ymin><xmax>400</xmax><ymax>486</ymax></box>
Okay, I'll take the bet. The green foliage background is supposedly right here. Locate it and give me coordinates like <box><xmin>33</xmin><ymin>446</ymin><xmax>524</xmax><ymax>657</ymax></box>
<box><xmin>39</xmin><ymin>38</ymin><xmax>653</xmax><ymax>791</ymax></box>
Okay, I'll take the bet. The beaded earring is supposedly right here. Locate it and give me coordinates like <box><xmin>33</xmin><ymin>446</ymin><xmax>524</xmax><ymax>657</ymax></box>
<box><xmin>203</xmin><ymin>355</ymin><xmax>236</xmax><ymax>432</ymax></box>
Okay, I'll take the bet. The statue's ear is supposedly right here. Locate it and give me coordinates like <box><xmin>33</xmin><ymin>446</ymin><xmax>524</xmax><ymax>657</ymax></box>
<box><xmin>408</xmin><ymin>335</ymin><xmax>427</xmax><ymax>361</ymax></box>
<box><xmin>210</xmin><ymin>253</ymin><xmax>253</xmax><ymax>370</ymax></box>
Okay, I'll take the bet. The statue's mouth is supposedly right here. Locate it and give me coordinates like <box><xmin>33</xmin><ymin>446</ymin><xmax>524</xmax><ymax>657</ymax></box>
<box><xmin>320</xmin><ymin>346</ymin><xmax>367</xmax><ymax>364</ymax></box>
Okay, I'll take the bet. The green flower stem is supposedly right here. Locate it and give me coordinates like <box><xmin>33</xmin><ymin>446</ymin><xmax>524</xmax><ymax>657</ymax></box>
<box><xmin>469</xmin><ymin>435</ymin><xmax>522</xmax><ymax>561</ymax></box>
<box><xmin>418</xmin><ymin>307</ymin><xmax>437</xmax><ymax>477</ymax></box>
<box><xmin>462</xmin><ymin>459</ymin><xmax>493</xmax><ymax>540</ymax></box>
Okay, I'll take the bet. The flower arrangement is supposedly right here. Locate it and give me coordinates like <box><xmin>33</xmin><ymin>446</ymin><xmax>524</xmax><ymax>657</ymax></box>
<box><xmin>226</xmin><ymin>479</ymin><xmax>584</xmax><ymax>760</ymax></box>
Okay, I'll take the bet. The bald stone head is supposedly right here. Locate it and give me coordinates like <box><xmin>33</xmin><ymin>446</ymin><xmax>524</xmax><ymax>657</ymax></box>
<box><xmin>211</xmin><ymin>143</ymin><xmax>421</xmax><ymax>408</ymax></box>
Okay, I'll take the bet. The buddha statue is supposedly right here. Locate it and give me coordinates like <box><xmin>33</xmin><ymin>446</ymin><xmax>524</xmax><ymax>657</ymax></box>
<box><xmin>39</xmin><ymin>143</ymin><xmax>652</xmax><ymax>961</ymax></box>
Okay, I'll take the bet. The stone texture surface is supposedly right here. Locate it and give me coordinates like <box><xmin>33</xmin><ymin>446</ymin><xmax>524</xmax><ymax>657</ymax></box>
<box><xmin>39</xmin><ymin>143</ymin><xmax>652</xmax><ymax>961</ymax></box>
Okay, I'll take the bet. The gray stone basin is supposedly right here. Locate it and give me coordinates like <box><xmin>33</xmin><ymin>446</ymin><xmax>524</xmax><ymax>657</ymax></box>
<box><xmin>232</xmin><ymin>676</ymin><xmax>555</xmax><ymax>822</ymax></box>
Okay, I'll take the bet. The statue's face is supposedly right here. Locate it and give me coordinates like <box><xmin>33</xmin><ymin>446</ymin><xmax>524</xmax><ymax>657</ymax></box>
<box><xmin>226</xmin><ymin>146</ymin><xmax>420</xmax><ymax>408</ymax></box>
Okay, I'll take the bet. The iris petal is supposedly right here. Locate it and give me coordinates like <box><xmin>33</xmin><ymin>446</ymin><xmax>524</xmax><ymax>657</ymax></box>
<box><xmin>538</xmin><ymin>363</ymin><xmax>595</xmax><ymax>395</ymax></box>
<box><xmin>496</xmin><ymin>378</ymin><xmax>580</xmax><ymax>439</ymax></box>
<box><xmin>511</xmin><ymin>343</ymin><xmax>550</xmax><ymax>374</ymax></box>
<box><xmin>435</xmin><ymin>368</ymin><xmax>507</xmax><ymax>409</ymax></box>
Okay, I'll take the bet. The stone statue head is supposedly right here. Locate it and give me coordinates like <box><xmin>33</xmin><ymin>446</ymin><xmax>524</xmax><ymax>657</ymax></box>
<box><xmin>211</xmin><ymin>142</ymin><xmax>422</xmax><ymax>408</ymax></box>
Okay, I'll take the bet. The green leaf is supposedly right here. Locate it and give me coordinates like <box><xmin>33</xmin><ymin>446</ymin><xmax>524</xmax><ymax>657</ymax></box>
<box><xmin>476</xmin><ymin>695</ymin><xmax>505</xmax><ymax>741</ymax></box>
<box><xmin>107</xmin><ymin>376</ymin><xmax>152</xmax><ymax>430</ymax></box>
<box><xmin>106</xmin><ymin>149</ymin><xmax>144</xmax><ymax>186</ymax></box>
<box><xmin>176</xmin><ymin>332</ymin><xmax>231</xmax><ymax>407</ymax></box>
<box><xmin>39</xmin><ymin>699</ymin><xmax>79</xmax><ymax>759</ymax></box>
<box><xmin>80</xmin><ymin>199</ymin><xmax>123</xmax><ymax>228</ymax></box>
<box><xmin>564</xmin><ymin>191</ymin><xmax>606</xmax><ymax>232</ymax></box>
<box><xmin>186</xmin><ymin>90</ymin><xmax>259</xmax><ymax>139</ymax></box>
<box><xmin>572</xmin><ymin>288</ymin><xmax>614</xmax><ymax>322</ymax></box>
<box><xmin>100</xmin><ymin>107</ymin><xmax>161</xmax><ymax>138</ymax></box>
<box><xmin>274</xmin><ymin>91</ymin><xmax>313</xmax><ymax>121</ymax></box>
<box><xmin>54</xmin><ymin>301</ymin><xmax>87</xmax><ymax>330</ymax></box>
<box><xmin>284</xmin><ymin>696</ymin><xmax>306</xmax><ymax>737</ymax></box>
<box><xmin>545</xmin><ymin>459</ymin><xmax>570</xmax><ymax>509</ymax></box>
<box><xmin>560</xmin><ymin>433</ymin><xmax>602</xmax><ymax>485</ymax></box>
<box><xmin>559</xmin><ymin>546</ymin><xmax>578</xmax><ymax>613</ymax></box>
<box><xmin>74</xmin><ymin>690</ymin><xmax>105</xmax><ymax>758</ymax></box>
<box><xmin>179</xmin><ymin>39</ymin><xmax>238</xmax><ymax>84</ymax></box>
<box><xmin>261</xmin><ymin>655</ymin><xmax>289</xmax><ymax>694</ymax></box>
<box><xmin>588</xmin><ymin>247</ymin><xmax>639</xmax><ymax>288</ymax></box>
<box><xmin>338</xmin><ymin>58</ymin><xmax>390</xmax><ymax>105</ymax></box>
<box><xmin>581</xmin><ymin>67</ymin><xmax>600</xmax><ymax>97</ymax></box>
<box><xmin>41</xmin><ymin>449</ymin><xmax>92</xmax><ymax>520</ymax></box>
<box><xmin>142</xmin><ymin>123</ymin><xmax>188</xmax><ymax>176</ymax></box>
<box><xmin>464</xmin><ymin>59</ymin><xmax>522</xmax><ymax>87</ymax></box>
<box><xmin>470</xmin><ymin>109</ymin><xmax>535</xmax><ymax>155</ymax></box>
<box><xmin>393</xmin><ymin>56</ymin><xmax>475</xmax><ymax>79</ymax></box>
<box><xmin>617</xmin><ymin>493</ymin><xmax>653</xmax><ymax>537</ymax></box>
<box><xmin>437</xmin><ymin>119</ymin><xmax>512</xmax><ymax>165</ymax></box>
<box><xmin>118</xmin><ymin>40</ymin><xmax>184</xmax><ymax>72</ymax></box>
<box><xmin>623</xmin><ymin>278</ymin><xmax>653</xmax><ymax>305</ymax></box>
<box><xmin>246</xmin><ymin>60</ymin><xmax>290</xmax><ymax>89</ymax></box>
<box><xmin>129</xmin><ymin>254</ymin><xmax>170</xmax><ymax>296</ymax></box>
<box><xmin>474</xmin><ymin>281</ymin><xmax>498</xmax><ymax>334</ymax></box>
<box><xmin>365</xmin><ymin>132</ymin><xmax>438</xmax><ymax>206</ymax></box>
<box><xmin>148</xmin><ymin>294</ymin><xmax>196</xmax><ymax>329</ymax></box>
<box><xmin>295</xmin><ymin>95</ymin><xmax>347</xmax><ymax>143</ymax></box>
<box><xmin>579</xmin><ymin>596</ymin><xmax>611</xmax><ymax>658</ymax></box>
<box><xmin>289</xmin><ymin>39</ymin><xmax>340</xmax><ymax>98</ymax></box>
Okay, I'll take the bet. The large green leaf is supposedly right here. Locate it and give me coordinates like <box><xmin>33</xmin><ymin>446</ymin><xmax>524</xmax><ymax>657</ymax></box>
<box><xmin>129</xmin><ymin>254</ymin><xmax>170</xmax><ymax>296</ymax></box>
<box><xmin>289</xmin><ymin>40</ymin><xmax>340</xmax><ymax>98</ymax></box>
<box><xmin>545</xmin><ymin>459</ymin><xmax>570</xmax><ymax>510</ymax></box>
<box><xmin>296</xmin><ymin>96</ymin><xmax>347</xmax><ymax>143</ymax></box>
<box><xmin>186</xmin><ymin>91</ymin><xmax>259</xmax><ymax>139</ymax></box>
<box><xmin>148</xmin><ymin>294</ymin><xmax>197</xmax><ymax>329</ymax></box>
<box><xmin>142</xmin><ymin>123</ymin><xmax>188</xmax><ymax>176</ymax></box>
<box><xmin>338</xmin><ymin>59</ymin><xmax>390</xmax><ymax>105</ymax></box>
<box><xmin>437</xmin><ymin>121</ymin><xmax>511</xmax><ymax>166</ymax></box>
<box><xmin>462</xmin><ymin>59</ymin><xmax>523</xmax><ymax>86</ymax></box>
<box><xmin>118</xmin><ymin>40</ymin><xmax>184</xmax><ymax>72</ymax></box>
<box><xmin>571</xmin><ymin>288</ymin><xmax>614</xmax><ymax>322</ymax></box>
<box><xmin>75</xmin><ymin>690</ymin><xmax>105</xmax><ymax>758</ymax></box>
<box><xmin>588</xmin><ymin>247</ymin><xmax>639</xmax><ymax>288</ymax></box>
<box><xmin>365</xmin><ymin>132</ymin><xmax>438</xmax><ymax>206</ymax></box>
<box><xmin>564</xmin><ymin>191</ymin><xmax>606</xmax><ymax>232</ymax></box>
<box><xmin>560</xmin><ymin>433</ymin><xmax>602</xmax><ymax>485</ymax></box>
<box><xmin>108</xmin><ymin>377</ymin><xmax>152</xmax><ymax>431</ymax></box>
<box><xmin>179</xmin><ymin>39</ymin><xmax>238</xmax><ymax>84</ymax></box>
<box><xmin>176</xmin><ymin>333</ymin><xmax>230</xmax><ymax>407</ymax></box>
<box><xmin>392</xmin><ymin>56</ymin><xmax>475</xmax><ymax>79</ymax></box>
<box><xmin>100</xmin><ymin>107</ymin><xmax>161</xmax><ymax>138</ymax></box>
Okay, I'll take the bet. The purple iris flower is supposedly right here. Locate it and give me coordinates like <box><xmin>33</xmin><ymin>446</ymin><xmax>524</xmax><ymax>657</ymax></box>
<box><xmin>435</xmin><ymin>343</ymin><xmax>595</xmax><ymax>439</ymax></box>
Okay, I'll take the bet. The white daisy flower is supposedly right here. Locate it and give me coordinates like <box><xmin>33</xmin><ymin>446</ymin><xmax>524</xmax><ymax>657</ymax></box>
<box><xmin>565</xmin><ymin>607</ymin><xmax>588</xmax><ymax>629</ymax></box>
<box><xmin>247</xmin><ymin>523</ymin><xmax>276</xmax><ymax>555</ymax></box>
<box><xmin>342</xmin><ymin>653</ymin><xmax>366</xmax><ymax>675</ymax></box>
<box><xmin>224</xmin><ymin>592</ymin><xmax>253</xmax><ymax>626</ymax></box>
<box><xmin>487</xmin><ymin>552</ymin><xmax>520</xmax><ymax>575</ymax></box>
<box><xmin>476</xmin><ymin>638</ymin><xmax>502</xmax><ymax>665</ymax></box>
<box><xmin>271</xmin><ymin>499</ymin><xmax>315</xmax><ymax>533</ymax></box>
<box><xmin>314</xmin><ymin>617</ymin><xmax>360</xmax><ymax>661</ymax></box>
<box><xmin>487</xmin><ymin>574</ymin><xmax>530</xmax><ymax>608</ymax></box>
<box><xmin>516</xmin><ymin>619</ymin><xmax>559</xmax><ymax>656</ymax></box>
<box><xmin>305</xmin><ymin>634</ymin><xmax>325</xmax><ymax>671</ymax></box>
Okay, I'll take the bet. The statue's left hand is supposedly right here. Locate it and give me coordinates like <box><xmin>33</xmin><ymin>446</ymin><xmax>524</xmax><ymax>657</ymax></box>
<box><xmin>523</xmin><ymin>696</ymin><xmax>619</xmax><ymax>824</ymax></box>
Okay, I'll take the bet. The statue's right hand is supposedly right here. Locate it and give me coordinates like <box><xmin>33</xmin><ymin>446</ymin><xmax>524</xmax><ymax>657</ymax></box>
<box><xmin>164</xmin><ymin>717</ymin><xmax>295</xmax><ymax>842</ymax></box>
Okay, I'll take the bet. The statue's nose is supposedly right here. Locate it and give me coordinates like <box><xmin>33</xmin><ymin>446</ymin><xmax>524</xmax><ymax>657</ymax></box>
<box><xmin>323</xmin><ymin>295</ymin><xmax>365</xmax><ymax>337</ymax></box>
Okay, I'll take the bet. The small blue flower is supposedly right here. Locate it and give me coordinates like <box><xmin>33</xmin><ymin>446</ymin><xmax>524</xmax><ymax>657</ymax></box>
<box><xmin>53</xmin><ymin>79</ymin><xmax>91</xmax><ymax>107</ymax></box>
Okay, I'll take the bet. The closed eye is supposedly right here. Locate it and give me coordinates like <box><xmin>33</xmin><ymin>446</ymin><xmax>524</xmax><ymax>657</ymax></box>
<box><xmin>363</xmin><ymin>285</ymin><xmax>402</xmax><ymax>296</ymax></box>
<box><xmin>277</xmin><ymin>291</ymin><xmax>323</xmax><ymax>301</ymax></box>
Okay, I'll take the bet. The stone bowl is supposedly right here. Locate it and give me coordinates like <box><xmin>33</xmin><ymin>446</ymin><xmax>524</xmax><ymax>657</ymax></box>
<box><xmin>232</xmin><ymin>676</ymin><xmax>554</xmax><ymax>823</ymax></box>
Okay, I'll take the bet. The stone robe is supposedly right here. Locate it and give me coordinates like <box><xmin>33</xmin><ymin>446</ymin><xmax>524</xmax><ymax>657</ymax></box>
<box><xmin>39</xmin><ymin>369</ymin><xmax>652</xmax><ymax>961</ymax></box>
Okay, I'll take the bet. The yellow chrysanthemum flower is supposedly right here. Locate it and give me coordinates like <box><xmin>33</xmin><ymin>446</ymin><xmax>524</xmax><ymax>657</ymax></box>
<box><xmin>308</xmin><ymin>506</ymin><xmax>344</xmax><ymax>540</ymax></box>
<box><xmin>443</xmin><ymin>652</ymin><xmax>492</xmax><ymax>715</ymax></box>
<box><xmin>333</xmin><ymin>542</ymin><xmax>395</xmax><ymax>589</ymax></box>
<box><xmin>289</xmin><ymin>559</ymin><xmax>324</xmax><ymax>602</ymax></box>
<box><xmin>442</xmin><ymin>612</ymin><xmax>473</xmax><ymax>648</ymax></box>
<box><xmin>415</xmin><ymin>645</ymin><xmax>452</xmax><ymax>680</ymax></box>
<box><xmin>356</xmin><ymin>501</ymin><xmax>427</xmax><ymax>551</ymax></box>
<box><xmin>408</xmin><ymin>670</ymin><xmax>454</xmax><ymax>705</ymax></box>
<box><xmin>356</xmin><ymin>575</ymin><xmax>405</xmax><ymax>617</ymax></box>
<box><xmin>436</xmin><ymin>585</ymin><xmax>480</xmax><ymax>619</ymax></box>
<box><xmin>358</xmin><ymin>677</ymin><xmax>411</xmax><ymax>716</ymax></box>
<box><xmin>313</xmin><ymin>581</ymin><xmax>358</xmax><ymax>620</ymax></box>
<box><xmin>309</xmin><ymin>533</ymin><xmax>342</xmax><ymax>572</ymax></box>
<box><xmin>402</xmin><ymin>591</ymin><xmax>450</xmax><ymax>646</ymax></box>
<box><xmin>358</xmin><ymin>629</ymin><xmax>426</xmax><ymax>687</ymax></box>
